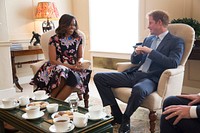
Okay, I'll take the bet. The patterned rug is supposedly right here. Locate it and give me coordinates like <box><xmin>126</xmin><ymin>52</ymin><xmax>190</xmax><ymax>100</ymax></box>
<box><xmin>79</xmin><ymin>96</ymin><xmax>161</xmax><ymax>133</ymax></box>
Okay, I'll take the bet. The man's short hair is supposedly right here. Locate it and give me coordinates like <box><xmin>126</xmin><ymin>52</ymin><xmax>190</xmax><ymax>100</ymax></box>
<box><xmin>147</xmin><ymin>10</ymin><xmax>169</xmax><ymax>27</ymax></box>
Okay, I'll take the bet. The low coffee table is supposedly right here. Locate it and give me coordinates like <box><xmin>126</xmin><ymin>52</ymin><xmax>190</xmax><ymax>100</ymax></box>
<box><xmin>0</xmin><ymin>97</ymin><xmax>113</xmax><ymax>133</ymax></box>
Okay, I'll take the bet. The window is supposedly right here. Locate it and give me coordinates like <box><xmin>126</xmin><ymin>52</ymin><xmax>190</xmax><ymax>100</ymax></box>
<box><xmin>89</xmin><ymin>0</ymin><xmax>139</xmax><ymax>53</ymax></box>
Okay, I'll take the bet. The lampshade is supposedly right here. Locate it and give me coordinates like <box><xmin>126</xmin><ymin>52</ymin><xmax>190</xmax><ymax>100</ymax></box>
<box><xmin>35</xmin><ymin>2</ymin><xmax>59</xmax><ymax>32</ymax></box>
<box><xmin>35</xmin><ymin>2</ymin><xmax>59</xmax><ymax>20</ymax></box>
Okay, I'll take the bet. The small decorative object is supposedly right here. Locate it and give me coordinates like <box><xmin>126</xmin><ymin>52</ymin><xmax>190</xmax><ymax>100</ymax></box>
<box><xmin>171</xmin><ymin>18</ymin><xmax>200</xmax><ymax>38</ymax></box>
<box><xmin>30</xmin><ymin>31</ymin><xmax>41</xmax><ymax>46</ymax></box>
<box><xmin>35</xmin><ymin>2</ymin><xmax>59</xmax><ymax>33</ymax></box>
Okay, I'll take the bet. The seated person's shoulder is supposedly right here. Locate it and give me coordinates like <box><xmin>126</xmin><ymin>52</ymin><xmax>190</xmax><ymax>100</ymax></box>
<box><xmin>169</xmin><ymin>32</ymin><xmax>183</xmax><ymax>40</ymax></box>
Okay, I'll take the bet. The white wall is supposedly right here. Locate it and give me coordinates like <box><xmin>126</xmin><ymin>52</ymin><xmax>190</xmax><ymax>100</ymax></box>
<box><xmin>0</xmin><ymin>0</ymin><xmax>9</xmax><ymax>42</ymax></box>
<box><xmin>72</xmin><ymin>0</ymin><xmax>90</xmax><ymax>60</ymax></box>
<box><xmin>138</xmin><ymin>0</ymin><xmax>193</xmax><ymax>41</ymax></box>
<box><xmin>5</xmin><ymin>0</ymin><xmax>73</xmax><ymax>41</ymax></box>
<box><xmin>0</xmin><ymin>0</ymin><xmax>16</xmax><ymax>99</ymax></box>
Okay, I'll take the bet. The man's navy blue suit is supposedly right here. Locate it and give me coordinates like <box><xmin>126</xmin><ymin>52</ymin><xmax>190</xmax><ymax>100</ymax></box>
<box><xmin>94</xmin><ymin>32</ymin><xmax>184</xmax><ymax>118</ymax></box>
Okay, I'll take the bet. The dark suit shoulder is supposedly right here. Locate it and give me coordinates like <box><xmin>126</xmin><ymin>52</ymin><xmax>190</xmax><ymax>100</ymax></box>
<box><xmin>166</xmin><ymin>32</ymin><xmax>184</xmax><ymax>42</ymax></box>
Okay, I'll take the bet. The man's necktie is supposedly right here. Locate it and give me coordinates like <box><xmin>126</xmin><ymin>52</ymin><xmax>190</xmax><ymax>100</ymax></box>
<box><xmin>138</xmin><ymin>37</ymin><xmax>160</xmax><ymax>72</ymax></box>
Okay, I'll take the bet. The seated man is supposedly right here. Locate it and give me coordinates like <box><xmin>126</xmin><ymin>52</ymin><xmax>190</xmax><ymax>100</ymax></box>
<box><xmin>160</xmin><ymin>94</ymin><xmax>200</xmax><ymax>133</ymax></box>
<box><xmin>93</xmin><ymin>10</ymin><xmax>185</xmax><ymax>133</ymax></box>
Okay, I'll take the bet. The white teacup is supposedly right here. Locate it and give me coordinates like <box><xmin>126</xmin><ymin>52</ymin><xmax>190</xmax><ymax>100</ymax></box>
<box><xmin>34</xmin><ymin>90</ymin><xmax>46</xmax><ymax>100</ymax></box>
<box><xmin>2</xmin><ymin>98</ymin><xmax>16</xmax><ymax>108</ymax></box>
<box><xmin>25</xmin><ymin>106</ymin><xmax>40</xmax><ymax>118</ymax></box>
<box><xmin>46</xmin><ymin>103</ymin><xmax>58</xmax><ymax>113</ymax></box>
<box><xmin>73</xmin><ymin>112</ymin><xmax>88</xmax><ymax>128</ymax></box>
<box><xmin>19</xmin><ymin>96</ymin><xmax>30</xmax><ymax>106</ymax></box>
<box><xmin>53</xmin><ymin>116</ymin><xmax>70</xmax><ymax>132</ymax></box>
<box><xmin>88</xmin><ymin>105</ymin><xmax>103</xmax><ymax>119</ymax></box>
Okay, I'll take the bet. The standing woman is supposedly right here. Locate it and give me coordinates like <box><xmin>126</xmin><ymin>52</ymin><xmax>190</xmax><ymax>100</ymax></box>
<box><xmin>30</xmin><ymin>14</ymin><xmax>91</xmax><ymax>100</ymax></box>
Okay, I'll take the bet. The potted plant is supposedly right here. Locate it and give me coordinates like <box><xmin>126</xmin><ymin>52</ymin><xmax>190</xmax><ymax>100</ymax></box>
<box><xmin>171</xmin><ymin>18</ymin><xmax>200</xmax><ymax>39</ymax></box>
<box><xmin>171</xmin><ymin>18</ymin><xmax>200</xmax><ymax>46</ymax></box>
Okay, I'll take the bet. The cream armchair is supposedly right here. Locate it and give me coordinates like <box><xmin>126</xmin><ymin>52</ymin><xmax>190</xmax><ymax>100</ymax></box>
<box><xmin>112</xmin><ymin>24</ymin><xmax>195</xmax><ymax>133</ymax></box>
<box><xmin>30</xmin><ymin>29</ymin><xmax>91</xmax><ymax>108</ymax></box>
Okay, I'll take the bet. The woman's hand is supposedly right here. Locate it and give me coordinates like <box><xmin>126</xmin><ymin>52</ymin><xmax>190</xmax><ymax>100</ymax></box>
<box><xmin>76</xmin><ymin>61</ymin><xmax>82</xmax><ymax>68</ymax></box>
<box><xmin>67</xmin><ymin>64</ymin><xmax>82</xmax><ymax>71</ymax></box>
<box><xmin>64</xmin><ymin>59</ymin><xmax>83</xmax><ymax>71</ymax></box>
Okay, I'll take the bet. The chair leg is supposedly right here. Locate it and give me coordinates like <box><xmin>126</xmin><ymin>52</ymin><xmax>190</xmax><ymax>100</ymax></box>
<box><xmin>77</xmin><ymin>93</ymin><xmax>83</xmax><ymax>101</ymax></box>
<box><xmin>83</xmin><ymin>91</ymin><xmax>89</xmax><ymax>108</ymax></box>
<box><xmin>149</xmin><ymin>110</ymin><xmax>157</xmax><ymax>133</ymax></box>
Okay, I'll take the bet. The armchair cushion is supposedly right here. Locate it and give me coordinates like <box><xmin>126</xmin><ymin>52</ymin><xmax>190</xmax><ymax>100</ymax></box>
<box><xmin>112</xmin><ymin>87</ymin><xmax>162</xmax><ymax>110</ymax></box>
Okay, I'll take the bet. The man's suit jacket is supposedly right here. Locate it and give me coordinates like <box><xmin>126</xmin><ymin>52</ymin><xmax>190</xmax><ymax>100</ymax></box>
<box><xmin>125</xmin><ymin>32</ymin><xmax>185</xmax><ymax>83</ymax></box>
<box><xmin>196</xmin><ymin>105</ymin><xmax>200</xmax><ymax>120</ymax></box>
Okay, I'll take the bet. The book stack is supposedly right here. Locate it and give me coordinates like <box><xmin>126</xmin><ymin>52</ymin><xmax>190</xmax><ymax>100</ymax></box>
<box><xmin>10</xmin><ymin>43</ymin><xmax>23</xmax><ymax>50</ymax></box>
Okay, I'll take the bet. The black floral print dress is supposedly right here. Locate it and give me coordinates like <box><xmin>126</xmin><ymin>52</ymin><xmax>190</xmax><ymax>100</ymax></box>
<box><xmin>30</xmin><ymin>35</ymin><xmax>91</xmax><ymax>94</ymax></box>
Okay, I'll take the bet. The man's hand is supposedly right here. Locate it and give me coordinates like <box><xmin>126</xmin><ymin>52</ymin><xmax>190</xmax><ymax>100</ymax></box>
<box><xmin>162</xmin><ymin>105</ymin><xmax>191</xmax><ymax>125</ymax></box>
<box><xmin>177</xmin><ymin>94</ymin><xmax>200</xmax><ymax>106</ymax></box>
<box><xmin>135</xmin><ymin>46</ymin><xmax>152</xmax><ymax>54</ymax></box>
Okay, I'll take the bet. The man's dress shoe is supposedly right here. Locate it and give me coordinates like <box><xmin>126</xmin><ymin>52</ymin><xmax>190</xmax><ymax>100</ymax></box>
<box><xmin>118</xmin><ymin>120</ymin><xmax>130</xmax><ymax>133</ymax></box>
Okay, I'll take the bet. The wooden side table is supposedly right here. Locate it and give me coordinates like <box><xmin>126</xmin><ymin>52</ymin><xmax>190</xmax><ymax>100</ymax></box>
<box><xmin>10</xmin><ymin>47</ymin><xmax>43</xmax><ymax>92</ymax></box>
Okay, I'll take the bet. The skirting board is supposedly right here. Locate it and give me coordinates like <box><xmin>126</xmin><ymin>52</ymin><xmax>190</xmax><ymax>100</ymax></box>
<box><xmin>182</xmin><ymin>86</ymin><xmax>200</xmax><ymax>94</ymax></box>
<box><xmin>0</xmin><ymin>87</ymin><xmax>16</xmax><ymax>99</ymax></box>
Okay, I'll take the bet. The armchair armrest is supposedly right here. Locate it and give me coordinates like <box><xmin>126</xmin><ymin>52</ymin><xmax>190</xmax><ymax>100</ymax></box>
<box><xmin>82</xmin><ymin>60</ymin><xmax>91</xmax><ymax>69</ymax></box>
<box><xmin>116</xmin><ymin>62</ymin><xmax>137</xmax><ymax>72</ymax></box>
<box><xmin>157</xmin><ymin>65</ymin><xmax>184</xmax><ymax>99</ymax></box>
<box><xmin>30</xmin><ymin>60</ymin><xmax>47</xmax><ymax>74</ymax></box>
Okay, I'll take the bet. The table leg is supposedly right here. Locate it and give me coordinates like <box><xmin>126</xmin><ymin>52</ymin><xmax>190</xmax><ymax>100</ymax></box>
<box><xmin>11</xmin><ymin>52</ymin><xmax>23</xmax><ymax>92</ymax></box>
<box><xmin>0</xmin><ymin>120</ymin><xmax>5</xmax><ymax>133</ymax></box>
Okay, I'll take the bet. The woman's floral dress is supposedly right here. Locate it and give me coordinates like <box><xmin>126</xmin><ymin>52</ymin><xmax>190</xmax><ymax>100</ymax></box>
<box><xmin>30</xmin><ymin>35</ymin><xmax>92</xmax><ymax>94</ymax></box>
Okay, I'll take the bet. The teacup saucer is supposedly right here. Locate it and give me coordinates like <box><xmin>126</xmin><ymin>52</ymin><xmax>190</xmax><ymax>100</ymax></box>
<box><xmin>86</xmin><ymin>112</ymin><xmax>107</xmax><ymax>121</ymax></box>
<box><xmin>0</xmin><ymin>102</ymin><xmax>19</xmax><ymax>110</ymax></box>
<box><xmin>22</xmin><ymin>111</ymin><xmax>44</xmax><ymax>120</ymax></box>
<box><xmin>32</xmin><ymin>95</ymin><xmax>50</xmax><ymax>101</ymax></box>
<box><xmin>49</xmin><ymin>122</ymin><xmax>75</xmax><ymax>133</ymax></box>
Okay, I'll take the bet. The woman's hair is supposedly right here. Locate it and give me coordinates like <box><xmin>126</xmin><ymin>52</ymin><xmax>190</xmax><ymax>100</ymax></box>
<box><xmin>55</xmin><ymin>14</ymin><xmax>79</xmax><ymax>38</ymax></box>
<box><xmin>147</xmin><ymin>10</ymin><xmax>169</xmax><ymax>27</ymax></box>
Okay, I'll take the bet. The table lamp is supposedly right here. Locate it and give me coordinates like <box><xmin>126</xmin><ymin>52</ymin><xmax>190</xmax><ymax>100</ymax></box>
<box><xmin>35</xmin><ymin>2</ymin><xmax>59</xmax><ymax>33</ymax></box>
